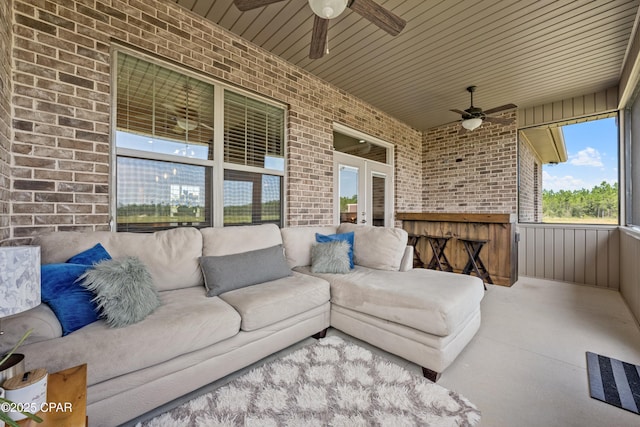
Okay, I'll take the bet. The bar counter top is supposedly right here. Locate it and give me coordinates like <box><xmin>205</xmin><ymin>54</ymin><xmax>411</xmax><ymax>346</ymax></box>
<box><xmin>396</xmin><ymin>212</ymin><xmax>516</xmax><ymax>224</ymax></box>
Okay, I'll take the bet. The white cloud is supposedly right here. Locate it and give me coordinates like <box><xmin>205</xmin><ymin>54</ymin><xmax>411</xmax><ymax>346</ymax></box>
<box><xmin>569</xmin><ymin>147</ymin><xmax>603</xmax><ymax>167</ymax></box>
<box><xmin>542</xmin><ymin>171</ymin><xmax>589</xmax><ymax>191</ymax></box>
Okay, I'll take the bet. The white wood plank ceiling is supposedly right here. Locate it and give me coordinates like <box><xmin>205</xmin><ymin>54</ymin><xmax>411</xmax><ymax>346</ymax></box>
<box><xmin>173</xmin><ymin>0</ymin><xmax>640</xmax><ymax>131</ymax></box>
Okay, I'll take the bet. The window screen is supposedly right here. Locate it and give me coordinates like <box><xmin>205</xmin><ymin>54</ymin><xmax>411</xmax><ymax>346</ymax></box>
<box><xmin>223</xmin><ymin>170</ymin><xmax>282</xmax><ymax>226</ymax></box>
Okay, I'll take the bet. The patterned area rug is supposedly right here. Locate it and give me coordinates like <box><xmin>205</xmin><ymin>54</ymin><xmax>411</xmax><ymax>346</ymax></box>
<box><xmin>138</xmin><ymin>336</ymin><xmax>480</xmax><ymax>426</ymax></box>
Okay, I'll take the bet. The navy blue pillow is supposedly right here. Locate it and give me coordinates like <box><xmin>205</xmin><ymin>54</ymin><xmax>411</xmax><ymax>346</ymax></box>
<box><xmin>41</xmin><ymin>263</ymin><xmax>99</xmax><ymax>336</ymax></box>
<box><xmin>66</xmin><ymin>243</ymin><xmax>111</xmax><ymax>265</ymax></box>
<box><xmin>316</xmin><ymin>232</ymin><xmax>355</xmax><ymax>269</ymax></box>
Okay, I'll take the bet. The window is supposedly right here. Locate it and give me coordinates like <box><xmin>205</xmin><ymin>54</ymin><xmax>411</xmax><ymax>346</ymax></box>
<box><xmin>223</xmin><ymin>91</ymin><xmax>284</xmax><ymax>226</ymax></box>
<box><xmin>114</xmin><ymin>50</ymin><xmax>286</xmax><ymax>231</ymax></box>
<box><xmin>518</xmin><ymin>115</ymin><xmax>619</xmax><ymax>224</ymax></box>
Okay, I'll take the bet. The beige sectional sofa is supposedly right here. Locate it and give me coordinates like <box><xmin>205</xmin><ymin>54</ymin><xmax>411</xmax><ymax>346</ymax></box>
<box><xmin>2</xmin><ymin>223</ymin><xmax>484</xmax><ymax>426</ymax></box>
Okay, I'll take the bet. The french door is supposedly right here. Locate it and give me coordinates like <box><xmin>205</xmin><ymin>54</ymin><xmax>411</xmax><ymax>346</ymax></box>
<box><xmin>334</xmin><ymin>152</ymin><xmax>393</xmax><ymax>227</ymax></box>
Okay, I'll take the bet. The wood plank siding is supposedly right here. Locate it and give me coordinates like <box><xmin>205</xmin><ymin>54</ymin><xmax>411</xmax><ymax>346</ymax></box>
<box><xmin>518</xmin><ymin>88</ymin><xmax>618</xmax><ymax>128</ymax></box>
<box><xmin>620</xmin><ymin>228</ymin><xmax>640</xmax><ymax>324</ymax></box>
<box><xmin>518</xmin><ymin>224</ymin><xmax>619</xmax><ymax>289</ymax></box>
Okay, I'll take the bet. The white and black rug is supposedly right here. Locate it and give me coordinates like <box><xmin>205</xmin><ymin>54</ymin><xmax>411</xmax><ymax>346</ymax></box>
<box><xmin>139</xmin><ymin>336</ymin><xmax>480</xmax><ymax>426</ymax></box>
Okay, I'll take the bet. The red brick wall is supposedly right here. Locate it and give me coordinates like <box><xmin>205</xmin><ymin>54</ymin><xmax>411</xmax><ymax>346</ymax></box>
<box><xmin>422</xmin><ymin>112</ymin><xmax>518</xmax><ymax>214</ymax></box>
<box><xmin>518</xmin><ymin>136</ymin><xmax>543</xmax><ymax>222</ymax></box>
<box><xmin>0</xmin><ymin>0</ymin><xmax>12</xmax><ymax>243</ymax></box>
<box><xmin>3</xmin><ymin>0</ymin><xmax>422</xmax><ymax>243</ymax></box>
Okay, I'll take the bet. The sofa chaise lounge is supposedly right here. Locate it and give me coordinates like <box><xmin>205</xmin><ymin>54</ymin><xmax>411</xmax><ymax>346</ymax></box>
<box><xmin>2</xmin><ymin>223</ymin><xmax>484</xmax><ymax>426</ymax></box>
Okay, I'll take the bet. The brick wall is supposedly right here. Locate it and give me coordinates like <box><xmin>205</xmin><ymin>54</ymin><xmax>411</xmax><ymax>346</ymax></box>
<box><xmin>422</xmin><ymin>112</ymin><xmax>518</xmax><ymax>213</ymax></box>
<box><xmin>518</xmin><ymin>137</ymin><xmax>542</xmax><ymax>222</ymax></box>
<box><xmin>0</xmin><ymin>0</ymin><xmax>11</xmax><ymax>243</ymax></box>
<box><xmin>3</xmin><ymin>0</ymin><xmax>422</xmax><ymax>243</ymax></box>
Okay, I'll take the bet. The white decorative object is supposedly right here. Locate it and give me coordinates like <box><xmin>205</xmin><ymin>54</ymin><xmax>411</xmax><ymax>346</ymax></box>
<box><xmin>0</xmin><ymin>246</ymin><xmax>41</xmax><ymax>322</ymax></box>
<box><xmin>2</xmin><ymin>369</ymin><xmax>48</xmax><ymax>421</ymax></box>
<box><xmin>308</xmin><ymin>0</ymin><xmax>348</xmax><ymax>18</ymax></box>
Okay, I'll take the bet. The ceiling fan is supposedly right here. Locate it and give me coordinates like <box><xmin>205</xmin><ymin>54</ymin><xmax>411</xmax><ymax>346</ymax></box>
<box><xmin>234</xmin><ymin>0</ymin><xmax>406</xmax><ymax>59</ymax></box>
<box><xmin>162</xmin><ymin>103</ymin><xmax>213</xmax><ymax>134</ymax></box>
<box><xmin>450</xmin><ymin>86</ymin><xmax>517</xmax><ymax>133</ymax></box>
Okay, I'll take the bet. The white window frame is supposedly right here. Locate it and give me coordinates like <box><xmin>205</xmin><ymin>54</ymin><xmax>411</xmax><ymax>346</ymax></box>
<box><xmin>110</xmin><ymin>46</ymin><xmax>287</xmax><ymax>231</ymax></box>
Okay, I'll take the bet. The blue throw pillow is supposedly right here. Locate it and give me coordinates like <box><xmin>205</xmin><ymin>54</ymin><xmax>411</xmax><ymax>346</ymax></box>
<box><xmin>316</xmin><ymin>232</ymin><xmax>354</xmax><ymax>269</ymax></box>
<box><xmin>41</xmin><ymin>263</ymin><xmax>99</xmax><ymax>336</ymax></box>
<box><xmin>66</xmin><ymin>243</ymin><xmax>111</xmax><ymax>265</ymax></box>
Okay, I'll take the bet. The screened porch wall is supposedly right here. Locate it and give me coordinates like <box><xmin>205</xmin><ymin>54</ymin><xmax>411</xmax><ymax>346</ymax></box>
<box><xmin>518</xmin><ymin>223</ymin><xmax>620</xmax><ymax>290</ymax></box>
<box><xmin>620</xmin><ymin>228</ymin><xmax>640</xmax><ymax>324</ymax></box>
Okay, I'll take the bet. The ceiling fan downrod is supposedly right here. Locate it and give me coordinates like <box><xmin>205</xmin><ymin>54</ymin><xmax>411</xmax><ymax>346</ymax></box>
<box><xmin>467</xmin><ymin>85</ymin><xmax>477</xmax><ymax>107</ymax></box>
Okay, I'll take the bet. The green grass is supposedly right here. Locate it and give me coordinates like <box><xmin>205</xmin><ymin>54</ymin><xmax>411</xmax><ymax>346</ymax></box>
<box><xmin>542</xmin><ymin>216</ymin><xmax>618</xmax><ymax>225</ymax></box>
<box><xmin>118</xmin><ymin>215</ymin><xmax>206</xmax><ymax>223</ymax></box>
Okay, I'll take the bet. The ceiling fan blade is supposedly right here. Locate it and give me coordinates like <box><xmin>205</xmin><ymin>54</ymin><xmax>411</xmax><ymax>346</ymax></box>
<box><xmin>348</xmin><ymin>0</ymin><xmax>406</xmax><ymax>36</ymax></box>
<box><xmin>483</xmin><ymin>103</ymin><xmax>517</xmax><ymax>115</ymax></box>
<box><xmin>199</xmin><ymin>123</ymin><xmax>214</xmax><ymax>131</ymax></box>
<box><xmin>309</xmin><ymin>16</ymin><xmax>329</xmax><ymax>59</ymax></box>
<box><xmin>450</xmin><ymin>109</ymin><xmax>467</xmax><ymax>116</ymax></box>
<box><xmin>484</xmin><ymin>116</ymin><xmax>514</xmax><ymax>125</ymax></box>
<box><xmin>233</xmin><ymin>0</ymin><xmax>285</xmax><ymax>11</ymax></box>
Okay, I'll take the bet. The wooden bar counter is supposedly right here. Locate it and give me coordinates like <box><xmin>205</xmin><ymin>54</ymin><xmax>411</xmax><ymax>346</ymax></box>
<box><xmin>397</xmin><ymin>212</ymin><xmax>518</xmax><ymax>286</ymax></box>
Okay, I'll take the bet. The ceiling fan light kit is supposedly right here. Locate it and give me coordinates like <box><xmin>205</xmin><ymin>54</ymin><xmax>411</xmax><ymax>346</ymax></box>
<box><xmin>176</xmin><ymin>118</ymin><xmax>198</xmax><ymax>131</ymax></box>
<box><xmin>308</xmin><ymin>0</ymin><xmax>348</xmax><ymax>18</ymax></box>
<box><xmin>461</xmin><ymin>117</ymin><xmax>483</xmax><ymax>131</ymax></box>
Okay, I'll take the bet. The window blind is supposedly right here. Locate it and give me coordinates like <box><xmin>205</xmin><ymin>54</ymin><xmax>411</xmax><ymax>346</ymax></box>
<box><xmin>116</xmin><ymin>52</ymin><xmax>214</xmax><ymax>152</ymax></box>
<box><xmin>224</xmin><ymin>91</ymin><xmax>284</xmax><ymax>168</ymax></box>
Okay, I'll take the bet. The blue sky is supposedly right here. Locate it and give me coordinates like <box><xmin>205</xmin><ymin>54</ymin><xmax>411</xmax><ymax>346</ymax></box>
<box><xmin>542</xmin><ymin>117</ymin><xmax>618</xmax><ymax>192</ymax></box>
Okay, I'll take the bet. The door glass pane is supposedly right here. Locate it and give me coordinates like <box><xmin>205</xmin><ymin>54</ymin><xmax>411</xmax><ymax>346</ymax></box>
<box><xmin>339</xmin><ymin>165</ymin><xmax>358</xmax><ymax>224</ymax></box>
<box><xmin>372</xmin><ymin>174</ymin><xmax>386</xmax><ymax>226</ymax></box>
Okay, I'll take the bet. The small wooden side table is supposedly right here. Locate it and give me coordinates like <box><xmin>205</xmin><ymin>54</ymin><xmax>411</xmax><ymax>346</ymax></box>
<box><xmin>17</xmin><ymin>364</ymin><xmax>87</xmax><ymax>427</ymax></box>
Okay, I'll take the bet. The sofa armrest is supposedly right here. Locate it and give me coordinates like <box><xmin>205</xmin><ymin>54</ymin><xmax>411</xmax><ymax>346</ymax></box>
<box><xmin>399</xmin><ymin>245</ymin><xmax>414</xmax><ymax>271</ymax></box>
<box><xmin>0</xmin><ymin>304</ymin><xmax>62</xmax><ymax>354</ymax></box>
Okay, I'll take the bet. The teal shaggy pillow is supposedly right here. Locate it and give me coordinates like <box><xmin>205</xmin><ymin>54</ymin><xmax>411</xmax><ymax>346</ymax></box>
<box><xmin>79</xmin><ymin>257</ymin><xmax>160</xmax><ymax>328</ymax></box>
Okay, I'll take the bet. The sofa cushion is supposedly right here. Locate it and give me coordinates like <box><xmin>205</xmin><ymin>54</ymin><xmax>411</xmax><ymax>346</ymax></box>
<box><xmin>34</xmin><ymin>228</ymin><xmax>204</xmax><ymax>292</ymax></box>
<box><xmin>200</xmin><ymin>244</ymin><xmax>292</xmax><ymax>297</ymax></box>
<box><xmin>316</xmin><ymin>231</ymin><xmax>354</xmax><ymax>268</ymax></box>
<box><xmin>311</xmin><ymin>241</ymin><xmax>351</xmax><ymax>274</ymax></box>
<box><xmin>297</xmin><ymin>266</ymin><xmax>484</xmax><ymax>337</ymax></box>
<box><xmin>80</xmin><ymin>257</ymin><xmax>161</xmax><ymax>328</ymax></box>
<box><xmin>280</xmin><ymin>226</ymin><xmax>338</xmax><ymax>268</ymax></box>
<box><xmin>21</xmin><ymin>287</ymin><xmax>241</xmax><ymax>386</ymax></box>
<box><xmin>200</xmin><ymin>224</ymin><xmax>283</xmax><ymax>257</ymax></box>
<box><xmin>218</xmin><ymin>272</ymin><xmax>330</xmax><ymax>332</ymax></box>
<box><xmin>337</xmin><ymin>224</ymin><xmax>408</xmax><ymax>271</ymax></box>
<box><xmin>41</xmin><ymin>263</ymin><xmax>99</xmax><ymax>336</ymax></box>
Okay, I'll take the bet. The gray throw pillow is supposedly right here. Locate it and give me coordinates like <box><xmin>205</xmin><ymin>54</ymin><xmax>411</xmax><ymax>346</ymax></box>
<box><xmin>79</xmin><ymin>256</ymin><xmax>161</xmax><ymax>328</ymax></box>
<box><xmin>311</xmin><ymin>240</ymin><xmax>351</xmax><ymax>274</ymax></box>
<box><xmin>200</xmin><ymin>244</ymin><xmax>292</xmax><ymax>297</ymax></box>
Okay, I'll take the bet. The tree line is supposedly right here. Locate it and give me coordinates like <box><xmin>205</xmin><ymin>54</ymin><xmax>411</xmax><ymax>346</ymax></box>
<box><xmin>542</xmin><ymin>181</ymin><xmax>618</xmax><ymax>219</ymax></box>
